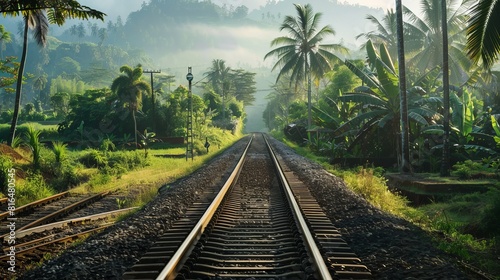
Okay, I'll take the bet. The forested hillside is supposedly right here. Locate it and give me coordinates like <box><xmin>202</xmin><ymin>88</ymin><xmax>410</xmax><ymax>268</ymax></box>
<box><xmin>0</xmin><ymin>0</ymin><xmax>383</xmax><ymax>131</ymax></box>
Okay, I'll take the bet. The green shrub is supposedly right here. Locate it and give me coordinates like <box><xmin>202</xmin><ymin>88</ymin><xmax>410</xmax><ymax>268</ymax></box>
<box><xmin>101</xmin><ymin>164</ymin><xmax>127</xmax><ymax>177</ymax></box>
<box><xmin>108</xmin><ymin>151</ymin><xmax>147</xmax><ymax>170</ymax></box>
<box><xmin>0</xmin><ymin>155</ymin><xmax>13</xmax><ymax>192</ymax></box>
<box><xmin>51</xmin><ymin>165</ymin><xmax>81</xmax><ymax>191</ymax></box>
<box><xmin>0</xmin><ymin>111</ymin><xmax>13</xmax><ymax>123</ymax></box>
<box><xmin>452</xmin><ymin>160</ymin><xmax>494</xmax><ymax>179</ymax></box>
<box><xmin>79</xmin><ymin>149</ymin><xmax>108</xmax><ymax>168</ymax></box>
<box><xmin>17</xmin><ymin>173</ymin><xmax>55</xmax><ymax>205</ymax></box>
<box><xmin>479</xmin><ymin>188</ymin><xmax>500</xmax><ymax>236</ymax></box>
<box><xmin>100</xmin><ymin>138</ymin><xmax>116</xmax><ymax>153</ymax></box>
<box><xmin>87</xmin><ymin>173</ymin><xmax>111</xmax><ymax>188</ymax></box>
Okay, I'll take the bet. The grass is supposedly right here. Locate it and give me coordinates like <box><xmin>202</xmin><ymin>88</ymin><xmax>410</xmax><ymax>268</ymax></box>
<box><xmin>70</xmin><ymin>134</ymin><xmax>243</xmax><ymax>208</ymax></box>
<box><xmin>0</xmin><ymin>123</ymin><xmax>59</xmax><ymax>143</ymax></box>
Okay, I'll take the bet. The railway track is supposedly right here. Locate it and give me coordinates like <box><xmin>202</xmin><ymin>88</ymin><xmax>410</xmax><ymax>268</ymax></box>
<box><xmin>0</xmin><ymin>207</ymin><xmax>137</xmax><ymax>276</ymax></box>
<box><xmin>123</xmin><ymin>133</ymin><xmax>371</xmax><ymax>279</ymax></box>
<box><xmin>0</xmin><ymin>191</ymin><xmax>110</xmax><ymax>242</ymax></box>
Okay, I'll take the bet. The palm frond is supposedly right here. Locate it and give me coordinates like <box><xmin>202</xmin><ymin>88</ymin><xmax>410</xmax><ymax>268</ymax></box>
<box><xmin>344</xmin><ymin>60</ymin><xmax>380</xmax><ymax>90</ymax></box>
<box><xmin>340</xmin><ymin>93</ymin><xmax>387</xmax><ymax>108</ymax></box>
<box><xmin>467</xmin><ymin>0</ymin><xmax>500</xmax><ymax>68</ymax></box>
<box><xmin>408</xmin><ymin>111</ymin><xmax>430</xmax><ymax>125</ymax></box>
<box><xmin>30</xmin><ymin>10</ymin><xmax>48</xmax><ymax>47</ymax></box>
<box><xmin>312</xmin><ymin>106</ymin><xmax>340</xmax><ymax>128</ymax></box>
<box><xmin>378</xmin><ymin>112</ymin><xmax>395</xmax><ymax>128</ymax></box>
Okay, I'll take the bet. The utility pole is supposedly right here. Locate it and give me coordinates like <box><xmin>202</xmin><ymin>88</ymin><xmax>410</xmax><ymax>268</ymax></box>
<box><xmin>143</xmin><ymin>69</ymin><xmax>161</xmax><ymax>132</ymax></box>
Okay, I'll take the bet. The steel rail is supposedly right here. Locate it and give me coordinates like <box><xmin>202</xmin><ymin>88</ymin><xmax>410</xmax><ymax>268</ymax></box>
<box><xmin>263</xmin><ymin>134</ymin><xmax>333</xmax><ymax>280</ymax></box>
<box><xmin>16</xmin><ymin>191</ymin><xmax>109</xmax><ymax>231</ymax></box>
<box><xmin>154</xmin><ymin>135</ymin><xmax>254</xmax><ymax>280</ymax></box>
<box><xmin>11</xmin><ymin>207</ymin><xmax>137</xmax><ymax>240</ymax></box>
<box><xmin>0</xmin><ymin>225</ymin><xmax>110</xmax><ymax>261</ymax></box>
<box><xmin>0</xmin><ymin>191</ymin><xmax>109</xmax><ymax>241</ymax></box>
<box><xmin>0</xmin><ymin>191</ymin><xmax>70</xmax><ymax>220</ymax></box>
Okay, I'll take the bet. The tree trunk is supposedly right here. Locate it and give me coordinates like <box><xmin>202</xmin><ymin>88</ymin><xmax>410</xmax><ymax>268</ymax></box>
<box><xmin>133</xmin><ymin>110</ymin><xmax>138</xmax><ymax>150</ymax></box>
<box><xmin>395</xmin><ymin>0</ymin><xmax>411</xmax><ymax>173</ymax></box>
<box><xmin>440</xmin><ymin>0</ymin><xmax>451</xmax><ymax>177</ymax></box>
<box><xmin>8</xmin><ymin>19</ymin><xmax>28</xmax><ymax>146</ymax></box>
<box><xmin>306</xmin><ymin>57</ymin><xmax>312</xmax><ymax>129</ymax></box>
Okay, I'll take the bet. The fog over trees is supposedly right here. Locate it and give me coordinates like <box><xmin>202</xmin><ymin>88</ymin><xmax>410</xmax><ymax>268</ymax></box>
<box><xmin>1</xmin><ymin>0</ymin><xmax>386</xmax><ymax>132</ymax></box>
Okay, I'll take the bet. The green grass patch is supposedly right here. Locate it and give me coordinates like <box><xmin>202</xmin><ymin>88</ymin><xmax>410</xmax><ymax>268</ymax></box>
<box><xmin>0</xmin><ymin>123</ymin><xmax>59</xmax><ymax>143</ymax></box>
<box><xmin>16</xmin><ymin>173</ymin><xmax>56</xmax><ymax>205</ymax></box>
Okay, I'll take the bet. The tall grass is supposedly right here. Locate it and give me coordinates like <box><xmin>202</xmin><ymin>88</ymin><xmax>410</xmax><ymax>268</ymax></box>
<box><xmin>331</xmin><ymin>167</ymin><xmax>409</xmax><ymax>215</ymax></box>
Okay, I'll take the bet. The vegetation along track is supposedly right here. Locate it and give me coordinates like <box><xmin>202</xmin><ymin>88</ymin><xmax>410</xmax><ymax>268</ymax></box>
<box><xmin>123</xmin><ymin>133</ymin><xmax>371</xmax><ymax>279</ymax></box>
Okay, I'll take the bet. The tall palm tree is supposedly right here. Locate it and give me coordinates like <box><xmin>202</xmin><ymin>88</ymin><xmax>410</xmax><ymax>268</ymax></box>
<box><xmin>204</xmin><ymin>59</ymin><xmax>231</xmax><ymax>120</ymax></box>
<box><xmin>0</xmin><ymin>0</ymin><xmax>105</xmax><ymax>146</ymax></box>
<box><xmin>441</xmin><ymin>0</ymin><xmax>451</xmax><ymax>176</ymax></box>
<box><xmin>111</xmin><ymin>65</ymin><xmax>151</xmax><ymax>149</ymax></box>
<box><xmin>395</xmin><ymin>0</ymin><xmax>410</xmax><ymax>173</ymax></box>
<box><xmin>466</xmin><ymin>0</ymin><xmax>500</xmax><ymax>69</ymax></box>
<box><xmin>404</xmin><ymin>0</ymin><xmax>472</xmax><ymax>86</ymax></box>
<box><xmin>338</xmin><ymin>40</ymin><xmax>438</xmax><ymax>165</ymax></box>
<box><xmin>0</xmin><ymin>25</ymin><xmax>11</xmax><ymax>59</ymax></box>
<box><xmin>356</xmin><ymin>9</ymin><xmax>399</xmax><ymax>58</ymax></box>
<box><xmin>264</xmin><ymin>3</ymin><xmax>347</xmax><ymax>129</ymax></box>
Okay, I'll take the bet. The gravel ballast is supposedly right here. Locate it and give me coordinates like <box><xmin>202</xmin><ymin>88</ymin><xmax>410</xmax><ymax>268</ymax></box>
<box><xmin>19</xmin><ymin>135</ymin><xmax>471</xmax><ymax>279</ymax></box>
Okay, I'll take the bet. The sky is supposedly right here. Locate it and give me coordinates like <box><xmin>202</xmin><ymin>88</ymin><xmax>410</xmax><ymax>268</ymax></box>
<box><xmin>79</xmin><ymin>0</ymin><xmax>423</xmax><ymax>21</ymax></box>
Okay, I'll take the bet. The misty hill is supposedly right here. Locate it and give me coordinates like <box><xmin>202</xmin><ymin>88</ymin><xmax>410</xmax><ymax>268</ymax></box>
<box><xmin>2</xmin><ymin>0</ymin><xmax>383</xmax><ymax>72</ymax></box>
<box><xmin>0</xmin><ymin>0</ymin><xmax>385</xmax><ymax>131</ymax></box>
<box><xmin>249</xmin><ymin>0</ymin><xmax>384</xmax><ymax>48</ymax></box>
<box><xmin>53</xmin><ymin>0</ymin><xmax>383</xmax><ymax>70</ymax></box>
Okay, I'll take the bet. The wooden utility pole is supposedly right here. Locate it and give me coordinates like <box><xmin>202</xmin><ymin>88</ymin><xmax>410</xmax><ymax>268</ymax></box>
<box><xmin>143</xmin><ymin>69</ymin><xmax>161</xmax><ymax>132</ymax></box>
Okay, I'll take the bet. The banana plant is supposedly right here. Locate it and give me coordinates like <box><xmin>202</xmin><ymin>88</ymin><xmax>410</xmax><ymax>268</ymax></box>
<box><xmin>331</xmin><ymin>40</ymin><xmax>438</xmax><ymax>158</ymax></box>
<box><xmin>490</xmin><ymin>115</ymin><xmax>500</xmax><ymax>147</ymax></box>
<box><xmin>423</xmin><ymin>88</ymin><xmax>497</xmax><ymax>159</ymax></box>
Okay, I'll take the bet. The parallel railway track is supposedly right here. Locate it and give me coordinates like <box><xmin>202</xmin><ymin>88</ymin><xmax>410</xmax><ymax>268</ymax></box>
<box><xmin>0</xmin><ymin>191</ymin><xmax>110</xmax><ymax>241</ymax></box>
<box><xmin>0</xmin><ymin>207</ymin><xmax>136</xmax><ymax>276</ymax></box>
<box><xmin>123</xmin><ymin>133</ymin><xmax>371</xmax><ymax>279</ymax></box>
<box><xmin>0</xmin><ymin>190</ymin><xmax>134</xmax><ymax>276</ymax></box>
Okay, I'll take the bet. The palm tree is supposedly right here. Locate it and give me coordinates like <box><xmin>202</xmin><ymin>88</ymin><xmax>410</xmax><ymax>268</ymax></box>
<box><xmin>356</xmin><ymin>9</ymin><xmax>399</xmax><ymax>58</ymax></box>
<box><xmin>466</xmin><ymin>0</ymin><xmax>500</xmax><ymax>69</ymax></box>
<box><xmin>111</xmin><ymin>65</ymin><xmax>151</xmax><ymax>149</ymax></box>
<box><xmin>338</xmin><ymin>41</ymin><xmax>438</xmax><ymax>166</ymax></box>
<box><xmin>395</xmin><ymin>0</ymin><xmax>410</xmax><ymax>173</ymax></box>
<box><xmin>204</xmin><ymin>59</ymin><xmax>231</xmax><ymax>120</ymax></box>
<box><xmin>403</xmin><ymin>0</ymin><xmax>472</xmax><ymax>86</ymax></box>
<box><xmin>441</xmin><ymin>0</ymin><xmax>451</xmax><ymax>176</ymax></box>
<box><xmin>357</xmin><ymin>8</ymin><xmax>426</xmax><ymax>65</ymax></box>
<box><xmin>0</xmin><ymin>25</ymin><xmax>11</xmax><ymax>59</ymax></box>
<box><xmin>264</xmin><ymin>3</ymin><xmax>347</xmax><ymax>129</ymax></box>
<box><xmin>0</xmin><ymin>0</ymin><xmax>105</xmax><ymax>146</ymax></box>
